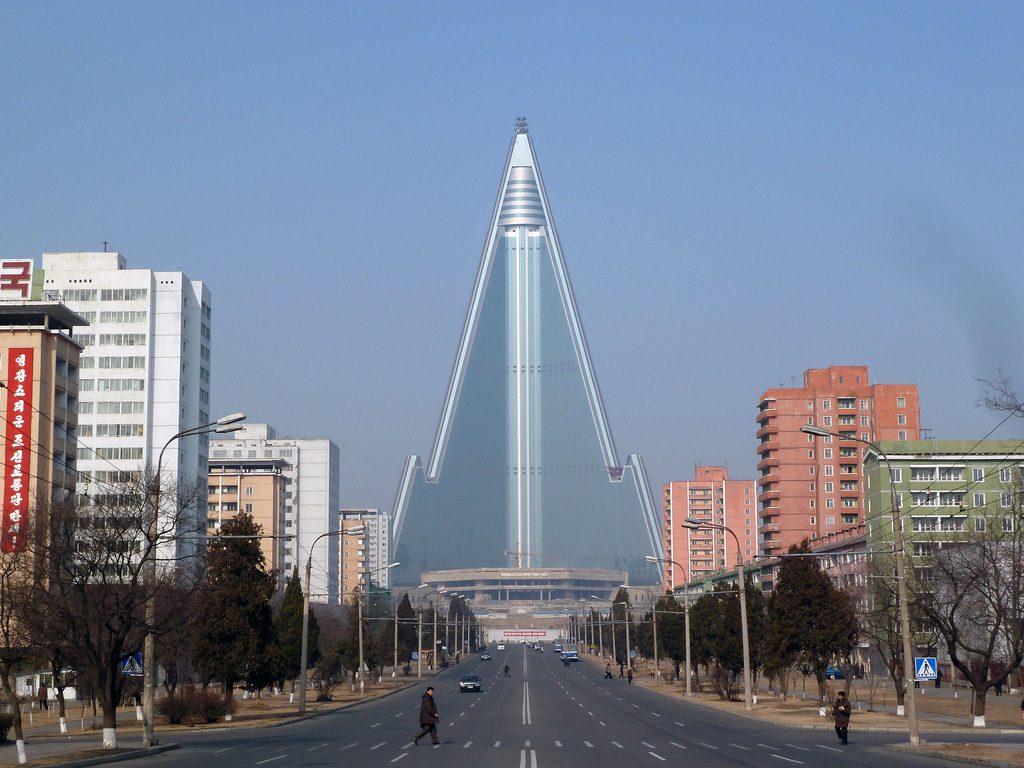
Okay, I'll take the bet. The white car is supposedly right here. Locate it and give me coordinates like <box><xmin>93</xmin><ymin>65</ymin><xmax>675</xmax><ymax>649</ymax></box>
<box><xmin>496</xmin><ymin>644</ymin><xmax>506</xmax><ymax>650</ymax></box>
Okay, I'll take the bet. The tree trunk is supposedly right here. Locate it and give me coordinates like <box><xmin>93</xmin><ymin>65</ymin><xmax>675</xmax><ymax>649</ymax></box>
<box><xmin>972</xmin><ymin>688</ymin><xmax>987</xmax><ymax>727</ymax></box>
<box><xmin>0</xmin><ymin>666</ymin><xmax>28</xmax><ymax>764</ymax></box>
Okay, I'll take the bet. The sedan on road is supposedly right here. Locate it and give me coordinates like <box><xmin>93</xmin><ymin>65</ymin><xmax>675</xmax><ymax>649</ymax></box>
<box><xmin>459</xmin><ymin>674</ymin><xmax>482</xmax><ymax>692</ymax></box>
<box><xmin>480</xmin><ymin>653</ymin><xmax>492</xmax><ymax>661</ymax></box>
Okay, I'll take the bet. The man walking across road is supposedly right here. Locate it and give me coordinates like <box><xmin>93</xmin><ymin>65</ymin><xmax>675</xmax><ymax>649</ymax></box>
<box><xmin>414</xmin><ymin>686</ymin><xmax>440</xmax><ymax>745</ymax></box>
<box><xmin>832</xmin><ymin>690</ymin><xmax>852</xmax><ymax>745</ymax></box>
<box><xmin>604</xmin><ymin>664</ymin><xmax>613</xmax><ymax>679</ymax></box>
<box><xmin>626</xmin><ymin>667</ymin><xmax>634</xmax><ymax>685</ymax></box>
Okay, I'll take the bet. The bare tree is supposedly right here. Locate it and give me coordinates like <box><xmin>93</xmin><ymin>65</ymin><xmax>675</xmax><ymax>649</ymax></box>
<box><xmin>0</xmin><ymin>548</ymin><xmax>35</xmax><ymax>764</ymax></box>
<box><xmin>912</xmin><ymin>500</ymin><xmax>1024</xmax><ymax>727</ymax></box>
<box><xmin>32</xmin><ymin>476</ymin><xmax>204</xmax><ymax>748</ymax></box>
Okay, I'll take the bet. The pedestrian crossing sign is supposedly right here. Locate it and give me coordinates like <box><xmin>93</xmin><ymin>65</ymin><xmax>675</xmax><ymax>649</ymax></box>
<box><xmin>914</xmin><ymin>656</ymin><xmax>937</xmax><ymax>680</ymax></box>
<box><xmin>120</xmin><ymin>652</ymin><xmax>143</xmax><ymax>676</ymax></box>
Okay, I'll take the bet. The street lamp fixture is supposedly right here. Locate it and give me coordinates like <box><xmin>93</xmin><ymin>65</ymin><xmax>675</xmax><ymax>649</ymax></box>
<box><xmin>612</xmin><ymin>599</ymin><xmax>632</xmax><ymax>672</ymax></box>
<box><xmin>800</xmin><ymin>423</ymin><xmax>919</xmax><ymax>746</ymax></box>
<box><xmin>682</xmin><ymin>516</ymin><xmax>753</xmax><ymax>711</ymax></box>
<box><xmin>143</xmin><ymin>412</ymin><xmax>246</xmax><ymax>748</ymax></box>
<box><xmin>646</xmin><ymin>554</ymin><xmax>692</xmax><ymax>694</ymax></box>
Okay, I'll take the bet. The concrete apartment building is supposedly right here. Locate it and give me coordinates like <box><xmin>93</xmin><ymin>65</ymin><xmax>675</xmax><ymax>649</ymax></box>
<box><xmin>210</xmin><ymin>424</ymin><xmax>340</xmax><ymax>603</ymax></box>
<box><xmin>0</xmin><ymin>266</ymin><xmax>86</xmax><ymax>552</ymax></box>
<box><xmin>41</xmin><ymin>252</ymin><xmax>211</xmax><ymax>562</ymax></box>
<box><xmin>661</xmin><ymin>466</ymin><xmax>756</xmax><ymax>588</ymax></box>
<box><xmin>208</xmin><ymin>457</ymin><xmax>290</xmax><ymax>587</ymax></box>
<box><xmin>756</xmin><ymin>366</ymin><xmax>920</xmax><ymax>558</ymax></box>
<box><xmin>339</xmin><ymin>508</ymin><xmax>391</xmax><ymax>598</ymax></box>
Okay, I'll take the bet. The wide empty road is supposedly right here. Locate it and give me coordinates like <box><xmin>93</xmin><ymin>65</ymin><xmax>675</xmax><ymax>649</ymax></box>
<box><xmin>120</xmin><ymin>645</ymin><xmax>971</xmax><ymax>768</ymax></box>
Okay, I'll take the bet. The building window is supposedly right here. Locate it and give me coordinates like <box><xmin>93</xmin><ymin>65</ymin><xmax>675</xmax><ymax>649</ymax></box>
<box><xmin>826</xmin><ymin>498</ymin><xmax>835</xmax><ymax>509</ymax></box>
<box><xmin>809</xmin><ymin>500</ymin><xmax>816</xmax><ymax>508</ymax></box>
<box><xmin>898</xmin><ymin>414</ymin><xmax>907</xmax><ymax>425</ymax></box>
<box><xmin>825</xmin><ymin>482</ymin><xmax>834</xmax><ymax>493</ymax></box>
<box><xmin>809</xmin><ymin>516</ymin><xmax>816</xmax><ymax>525</ymax></box>
<box><xmin>824</xmin><ymin>465</ymin><xmax>834</xmax><ymax>476</ymax></box>
<box><xmin>823</xmin><ymin>416</ymin><xmax>832</xmax><ymax>426</ymax></box>
<box><xmin>891</xmin><ymin>468</ymin><xmax>902</xmax><ymax>483</ymax></box>
<box><xmin>975</xmin><ymin>517</ymin><xmax>986</xmax><ymax>532</ymax></box>
<box><xmin>808</xmin><ymin>450</ymin><xmax>814</xmax><ymax>458</ymax></box>
<box><xmin>244</xmin><ymin>503</ymin><xmax>253</xmax><ymax>514</ymax></box>
<box><xmin>974</xmin><ymin>492</ymin><xmax>985</xmax><ymax>508</ymax></box>
<box><xmin>1003</xmin><ymin>517</ymin><xmax>1014</xmax><ymax>532</ymax></box>
<box><xmin>826</xmin><ymin>516</ymin><xmax>836</xmax><ymax>526</ymax></box>
<box><xmin>245</xmin><ymin>486</ymin><xmax>254</xmax><ymax>496</ymax></box>
<box><xmin>859</xmin><ymin>399</ymin><xmax>868</xmax><ymax>410</ymax></box>
<box><xmin>824</xmin><ymin>448</ymin><xmax>833</xmax><ymax>459</ymax></box>
<box><xmin>809</xmin><ymin>482</ymin><xmax>815</xmax><ymax>491</ymax></box>
<box><xmin>897</xmin><ymin>397</ymin><xmax>906</xmax><ymax>408</ymax></box>
<box><xmin>1001</xmin><ymin>492</ymin><xmax>1012</xmax><ymax>508</ymax></box>
<box><xmin>898</xmin><ymin>430</ymin><xmax>908</xmax><ymax>441</ymax></box>
<box><xmin>822</xmin><ymin>399</ymin><xmax>832</xmax><ymax>411</ymax></box>
<box><xmin>999</xmin><ymin>468</ymin><xmax>1012</xmax><ymax>483</ymax></box>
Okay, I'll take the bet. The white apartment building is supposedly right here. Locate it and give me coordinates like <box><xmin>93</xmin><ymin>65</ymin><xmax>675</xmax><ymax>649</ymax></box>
<box><xmin>340</xmin><ymin>508</ymin><xmax>391</xmax><ymax>594</ymax></box>
<box><xmin>41</xmin><ymin>251</ymin><xmax>211</xmax><ymax>561</ymax></box>
<box><xmin>210</xmin><ymin>424</ymin><xmax>340</xmax><ymax>603</ymax></box>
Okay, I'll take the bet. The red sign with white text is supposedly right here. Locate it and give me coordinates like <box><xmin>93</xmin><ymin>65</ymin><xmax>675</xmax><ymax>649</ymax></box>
<box><xmin>3</xmin><ymin>349</ymin><xmax>33</xmax><ymax>552</ymax></box>
<box><xmin>0</xmin><ymin>260</ymin><xmax>34</xmax><ymax>299</ymax></box>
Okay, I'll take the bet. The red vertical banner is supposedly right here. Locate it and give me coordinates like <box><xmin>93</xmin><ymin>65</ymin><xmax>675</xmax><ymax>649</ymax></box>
<box><xmin>3</xmin><ymin>348</ymin><xmax>33</xmax><ymax>552</ymax></box>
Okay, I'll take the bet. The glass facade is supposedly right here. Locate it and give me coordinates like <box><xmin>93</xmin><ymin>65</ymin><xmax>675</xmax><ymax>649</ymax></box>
<box><xmin>392</xmin><ymin>124</ymin><xmax>662</xmax><ymax>587</ymax></box>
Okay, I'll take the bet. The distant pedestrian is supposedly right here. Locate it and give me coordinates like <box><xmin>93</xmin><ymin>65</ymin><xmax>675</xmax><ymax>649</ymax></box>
<box><xmin>604</xmin><ymin>664</ymin><xmax>613</xmax><ymax>680</ymax></box>
<box><xmin>503</xmin><ymin>664</ymin><xmax>510</xmax><ymax>678</ymax></box>
<box><xmin>618</xmin><ymin>661</ymin><xmax>624</xmax><ymax>679</ymax></box>
<box><xmin>37</xmin><ymin>683</ymin><xmax>48</xmax><ymax>711</ymax></box>
<box><xmin>832</xmin><ymin>690</ymin><xmax>851</xmax><ymax>745</ymax></box>
<box><xmin>995</xmin><ymin>678</ymin><xmax>1003</xmax><ymax>696</ymax></box>
<box><xmin>414</xmin><ymin>687</ymin><xmax>440</xmax><ymax>745</ymax></box>
<box><xmin>935</xmin><ymin>668</ymin><xmax>942</xmax><ymax>689</ymax></box>
<box><xmin>627</xmin><ymin>667</ymin><xmax>634</xmax><ymax>685</ymax></box>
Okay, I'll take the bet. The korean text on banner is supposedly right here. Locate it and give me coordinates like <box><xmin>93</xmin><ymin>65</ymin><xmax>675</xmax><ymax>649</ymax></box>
<box><xmin>3</xmin><ymin>349</ymin><xmax>34</xmax><ymax>552</ymax></box>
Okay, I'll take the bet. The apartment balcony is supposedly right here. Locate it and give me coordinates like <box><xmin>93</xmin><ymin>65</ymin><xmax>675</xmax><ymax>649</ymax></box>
<box><xmin>758</xmin><ymin>522</ymin><xmax>781</xmax><ymax>534</ymax></box>
<box><xmin>758</xmin><ymin>438</ymin><xmax>779</xmax><ymax>455</ymax></box>
<box><xmin>759</xmin><ymin>487</ymin><xmax>781</xmax><ymax>502</ymax></box>
<box><xmin>757</xmin><ymin>402</ymin><xmax>777</xmax><ymax>421</ymax></box>
<box><xmin>756</xmin><ymin>422</ymin><xmax>778</xmax><ymax>439</ymax></box>
<box><xmin>756</xmin><ymin>455</ymin><xmax>780</xmax><ymax>472</ymax></box>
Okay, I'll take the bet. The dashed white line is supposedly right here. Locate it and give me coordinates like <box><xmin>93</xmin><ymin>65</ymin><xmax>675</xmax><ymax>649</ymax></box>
<box><xmin>256</xmin><ymin>757</ymin><xmax>286</xmax><ymax>765</ymax></box>
<box><xmin>729</xmin><ymin>743</ymin><xmax>749</xmax><ymax>750</ymax></box>
<box><xmin>772</xmin><ymin>756</ymin><xmax>803</xmax><ymax>764</ymax></box>
<box><xmin>494</xmin><ymin>741</ymin><xmax>501</xmax><ymax>747</ymax></box>
<box><xmin>612</xmin><ymin>741</ymin><xmax>624</xmax><ymax>749</ymax></box>
<box><xmin>631</xmin><ymin>703</ymin><xmax>640</xmax><ymax>708</ymax></box>
<box><xmin>588</xmin><ymin>711</ymin><xmax>594</xmax><ymax>716</ymax></box>
<box><xmin>584</xmin><ymin>741</ymin><xmax>594</xmax><ymax>748</ymax></box>
<box><xmin>339</xmin><ymin>743</ymin><xmax>358</xmax><ymax>751</ymax></box>
<box><xmin>371</xmin><ymin>722</ymin><xmax>382</xmax><ymax>728</ymax></box>
<box><xmin>786</xmin><ymin>744</ymin><xmax>811</xmax><ymax>751</ymax></box>
<box><xmin>448</xmin><ymin>722</ymin><xmax>455</xmax><ymax>727</ymax></box>
<box><xmin>390</xmin><ymin>754</ymin><xmax>408</xmax><ymax>763</ymax></box>
<box><xmin>463</xmin><ymin>742</ymin><xmax>473</xmax><ymax>749</ymax></box>
<box><xmin>698</xmin><ymin>742</ymin><xmax>719</xmax><ymax>750</ymax></box>
<box><xmin>459</xmin><ymin>712</ymin><xmax>465</xmax><ymax>717</ymax></box>
<box><xmin>599</xmin><ymin>721</ymin><xmax>606</xmax><ymax>726</ymax></box>
<box><xmin>670</xmin><ymin>742</ymin><xmax>687</xmax><ymax>750</ymax></box>
<box><xmin>758</xmin><ymin>743</ymin><xmax>781</xmax><ymax>750</ymax></box>
<box><xmin>642</xmin><ymin>741</ymin><xmax>656</xmax><ymax>749</ymax></box>
<box><xmin>816</xmin><ymin>745</ymin><xmax>843</xmax><ymax>752</ymax></box>
<box><xmin>651</xmin><ymin>712</ymin><xmax>662</xmax><ymax>717</ymax></box>
<box><xmin>674</xmin><ymin>721</ymin><xmax>686</xmax><ymax>727</ymax></box>
<box><xmin>213</xmin><ymin>747</ymin><xmax>235</xmax><ymax>754</ymax></box>
<box><xmin>370</xmin><ymin>743</ymin><xmax>386</xmax><ymax>751</ymax></box>
<box><xmin>555</xmin><ymin>740</ymin><xmax>563</xmax><ymax>747</ymax></box>
<box><xmin>649</xmin><ymin>753</ymin><xmax>666</xmax><ymax>762</ymax></box>
<box><xmin>306</xmin><ymin>743</ymin><xmax>328</xmax><ymax>751</ymax></box>
<box><xmin>394</xmin><ymin>713</ymin><xmax>403</xmax><ymax>718</ymax></box>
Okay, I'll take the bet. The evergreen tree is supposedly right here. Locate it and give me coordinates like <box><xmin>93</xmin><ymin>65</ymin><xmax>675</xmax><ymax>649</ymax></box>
<box><xmin>396</xmin><ymin>593</ymin><xmax>417</xmax><ymax>663</ymax></box>
<box><xmin>191</xmin><ymin>514</ymin><xmax>276</xmax><ymax>708</ymax></box>
<box><xmin>272</xmin><ymin>567</ymin><xmax>319</xmax><ymax>689</ymax></box>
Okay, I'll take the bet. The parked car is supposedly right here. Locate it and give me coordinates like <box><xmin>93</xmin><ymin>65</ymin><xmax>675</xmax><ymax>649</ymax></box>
<box><xmin>459</xmin><ymin>675</ymin><xmax>482</xmax><ymax>693</ymax></box>
<box><xmin>480</xmin><ymin>653</ymin><xmax>492</xmax><ymax>661</ymax></box>
<box><xmin>825</xmin><ymin>666</ymin><xmax>845</xmax><ymax>679</ymax></box>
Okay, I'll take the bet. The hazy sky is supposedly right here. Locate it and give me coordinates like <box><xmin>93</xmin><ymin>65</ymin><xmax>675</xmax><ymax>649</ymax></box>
<box><xmin>3</xmin><ymin>2</ymin><xmax>1022</xmax><ymax>511</ymax></box>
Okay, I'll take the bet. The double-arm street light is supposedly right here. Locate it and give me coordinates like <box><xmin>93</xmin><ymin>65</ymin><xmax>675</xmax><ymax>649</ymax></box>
<box><xmin>297</xmin><ymin>524</ymin><xmax>366</xmax><ymax>714</ymax></box>
<box><xmin>352</xmin><ymin>562</ymin><xmax>400</xmax><ymax>697</ymax></box>
<box><xmin>143</xmin><ymin>412</ymin><xmax>247</xmax><ymax>747</ymax></box>
<box><xmin>645</xmin><ymin>556</ymin><xmax>692</xmax><ymax>694</ymax></box>
<box><xmin>588</xmin><ymin>596</ymin><xmax>606</xmax><ymax>659</ymax></box>
<box><xmin>682</xmin><ymin>516</ymin><xmax>753</xmax><ymax>711</ymax></box>
<box><xmin>800</xmin><ymin>423</ymin><xmax>919</xmax><ymax>746</ymax></box>
<box><xmin>612</xmin><ymin>599</ymin><xmax>632</xmax><ymax>671</ymax></box>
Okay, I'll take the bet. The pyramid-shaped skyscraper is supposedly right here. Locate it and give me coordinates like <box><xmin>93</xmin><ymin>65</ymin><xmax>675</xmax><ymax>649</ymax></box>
<box><xmin>392</xmin><ymin>120</ymin><xmax>662</xmax><ymax>587</ymax></box>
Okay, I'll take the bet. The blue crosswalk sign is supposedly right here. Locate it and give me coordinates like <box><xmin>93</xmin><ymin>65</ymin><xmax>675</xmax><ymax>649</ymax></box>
<box><xmin>120</xmin><ymin>652</ymin><xmax>143</xmax><ymax>676</ymax></box>
<box><xmin>914</xmin><ymin>656</ymin><xmax>937</xmax><ymax>680</ymax></box>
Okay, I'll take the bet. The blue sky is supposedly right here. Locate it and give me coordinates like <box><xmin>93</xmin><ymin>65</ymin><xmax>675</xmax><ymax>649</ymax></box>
<box><xmin>2</xmin><ymin>2</ymin><xmax>1022</xmax><ymax>510</ymax></box>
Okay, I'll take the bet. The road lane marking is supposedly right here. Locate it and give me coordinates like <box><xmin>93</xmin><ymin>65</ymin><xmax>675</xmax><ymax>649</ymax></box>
<box><xmin>612</xmin><ymin>741</ymin><xmax>623</xmax><ymax>749</ymax></box>
<box><xmin>600</xmin><ymin>721</ymin><xmax>606</xmax><ymax>726</ymax></box>
<box><xmin>651</xmin><ymin>712</ymin><xmax>662</xmax><ymax>717</ymax></box>
<box><xmin>772</xmin><ymin>756</ymin><xmax>803</xmax><ymax>764</ymax></box>
<box><xmin>307</xmin><ymin>743</ymin><xmax>329</xmax><ymax>751</ymax></box>
<box><xmin>459</xmin><ymin>712</ymin><xmax>465</xmax><ymax>717</ymax></box>
<box><xmin>448</xmin><ymin>722</ymin><xmax>455</xmax><ymax>726</ymax></box>
<box><xmin>588</xmin><ymin>711</ymin><xmax>593</xmax><ymax>716</ymax></box>
<box><xmin>463</xmin><ymin>742</ymin><xmax>473</xmax><ymax>749</ymax></box>
<box><xmin>372</xmin><ymin>722</ymin><xmax>382</xmax><ymax>728</ymax></box>
<box><xmin>578</xmin><ymin>703</ymin><xmax>583</xmax><ymax>707</ymax></box>
<box><xmin>432</xmin><ymin>743</ymin><xmax>441</xmax><ymax>749</ymax></box>
<box><xmin>671</xmin><ymin>742</ymin><xmax>687</xmax><ymax>750</ymax></box>
<box><xmin>494</xmin><ymin>741</ymin><xmax>501</xmax><ymax>747</ymax></box>
<box><xmin>674</xmin><ymin>721</ymin><xmax>686</xmax><ymax>727</ymax></box>
<box><xmin>525</xmin><ymin>740</ymin><xmax>531</xmax><ymax>747</ymax></box>
<box><xmin>642</xmin><ymin>741</ymin><xmax>655</xmax><ymax>749</ymax></box>
<box><xmin>390</xmin><ymin>754</ymin><xmax>408</xmax><ymax>763</ymax></box>
<box><xmin>531</xmin><ymin>750</ymin><xmax>538</xmax><ymax>768</ymax></box>
<box><xmin>758</xmin><ymin>743</ymin><xmax>781</xmax><ymax>750</ymax></box>
<box><xmin>631</xmin><ymin>703</ymin><xmax>639</xmax><ymax>708</ymax></box>
<box><xmin>522</xmin><ymin>682</ymin><xmax>532</xmax><ymax>725</ymax></box>
<box><xmin>648</xmin><ymin>752</ymin><xmax>666</xmax><ymax>762</ymax></box>
<box><xmin>370</xmin><ymin>743</ymin><xmax>386</xmax><ymax>750</ymax></box>
<box><xmin>816</xmin><ymin>745</ymin><xmax>843</xmax><ymax>752</ymax></box>
<box><xmin>786</xmin><ymin>744</ymin><xmax>811</xmax><ymax>751</ymax></box>
<box><xmin>698</xmin><ymin>742</ymin><xmax>718</xmax><ymax>750</ymax></box>
<box><xmin>256</xmin><ymin>757</ymin><xmax>286</xmax><ymax>765</ymax></box>
<box><xmin>729</xmin><ymin>743</ymin><xmax>749</xmax><ymax>750</ymax></box>
<box><xmin>213</xmin><ymin>748</ymin><xmax>235</xmax><ymax>754</ymax></box>
<box><xmin>584</xmin><ymin>741</ymin><xmax>594</xmax><ymax>748</ymax></box>
<box><xmin>339</xmin><ymin>743</ymin><xmax>358</xmax><ymax>751</ymax></box>
<box><xmin>555</xmin><ymin>740</ymin><xmax>562</xmax><ymax>747</ymax></box>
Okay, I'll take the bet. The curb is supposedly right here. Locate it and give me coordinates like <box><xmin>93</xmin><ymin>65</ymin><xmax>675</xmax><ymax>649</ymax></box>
<box><xmin>889</xmin><ymin>743</ymin><xmax>1024</xmax><ymax>768</ymax></box>
<box><xmin>41</xmin><ymin>743</ymin><xmax>180</xmax><ymax>768</ymax></box>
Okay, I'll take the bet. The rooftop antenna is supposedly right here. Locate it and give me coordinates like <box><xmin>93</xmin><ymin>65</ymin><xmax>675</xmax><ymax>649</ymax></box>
<box><xmin>102</xmin><ymin>241</ymin><xmax>109</xmax><ymax>252</ymax></box>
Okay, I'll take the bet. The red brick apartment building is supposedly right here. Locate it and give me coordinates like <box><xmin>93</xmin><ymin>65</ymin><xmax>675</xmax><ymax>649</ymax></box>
<box><xmin>756</xmin><ymin>366</ymin><xmax>920</xmax><ymax>558</ymax></box>
<box><xmin>661</xmin><ymin>466</ymin><xmax>757</xmax><ymax>588</ymax></box>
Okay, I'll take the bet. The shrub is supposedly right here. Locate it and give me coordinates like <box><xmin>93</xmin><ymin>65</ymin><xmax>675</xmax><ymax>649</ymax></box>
<box><xmin>157</xmin><ymin>690</ymin><xmax>230</xmax><ymax>726</ymax></box>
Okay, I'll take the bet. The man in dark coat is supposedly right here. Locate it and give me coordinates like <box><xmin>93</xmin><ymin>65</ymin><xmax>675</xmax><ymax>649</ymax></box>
<box><xmin>414</xmin><ymin>686</ymin><xmax>440</xmax><ymax>745</ymax></box>
<box><xmin>832</xmin><ymin>690</ymin><xmax>852</xmax><ymax>745</ymax></box>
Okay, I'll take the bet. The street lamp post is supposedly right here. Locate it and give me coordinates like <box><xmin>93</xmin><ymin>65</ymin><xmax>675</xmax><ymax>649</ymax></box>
<box><xmin>646</xmin><ymin>555</ymin><xmax>693</xmax><ymax>695</ymax></box>
<box><xmin>143</xmin><ymin>412</ymin><xmax>246</xmax><ymax>748</ymax></box>
<box><xmin>353</xmin><ymin>563</ymin><xmax>400</xmax><ymax>697</ymax></box>
<box><xmin>613</xmin><ymin>600</ymin><xmax>632</xmax><ymax>673</ymax></box>
<box><xmin>418</xmin><ymin>587</ymin><xmax>446</xmax><ymax>674</ymax></box>
<box><xmin>590</xmin><ymin>596</ymin><xmax>606</xmax><ymax>659</ymax></box>
<box><xmin>683</xmin><ymin>517</ymin><xmax>752</xmax><ymax>711</ymax></box>
<box><xmin>298</xmin><ymin>525</ymin><xmax>366</xmax><ymax>714</ymax></box>
<box><xmin>801</xmin><ymin>424</ymin><xmax>919</xmax><ymax>746</ymax></box>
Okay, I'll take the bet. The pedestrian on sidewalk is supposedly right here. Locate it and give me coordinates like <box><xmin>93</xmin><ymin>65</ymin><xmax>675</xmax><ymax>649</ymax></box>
<box><xmin>832</xmin><ymin>690</ymin><xmax>851</xmax><ymax>745</ymax></box>
<box><xmin>414</xmin><ymin>686</ymin><xmax>440</xmax><ymax>745</ymax></box>
<box><xmin>627</xmin><ymin>667</ymin><xmax>634</xmax><ymax>685</ymax></box>
<box><xmin>618</xmin><ymin>661</ymin><xmax>624</xmax><ymax>679</ymax></box>
<box><xmin>37</xmin><ymin>683</ymin><xmax>48</xmax><ymax>711</ymax></box>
